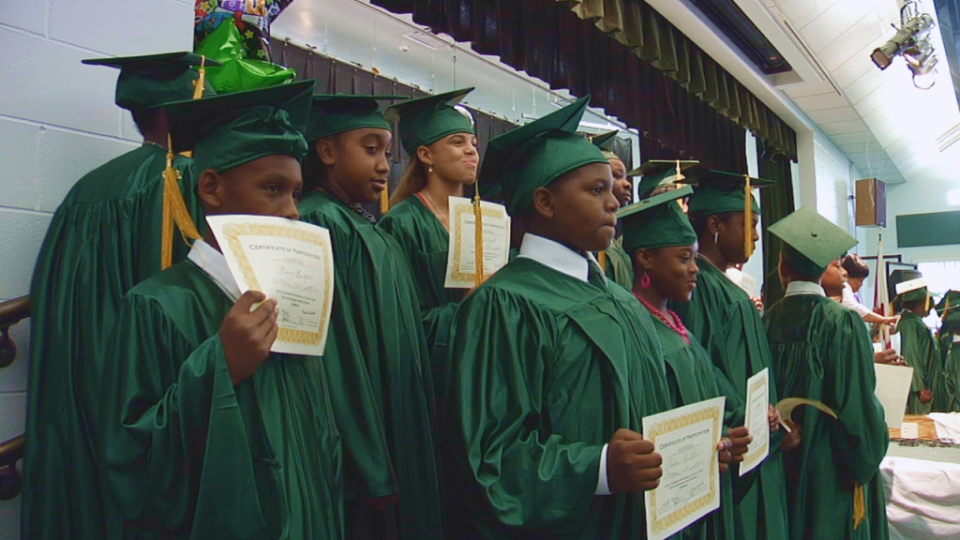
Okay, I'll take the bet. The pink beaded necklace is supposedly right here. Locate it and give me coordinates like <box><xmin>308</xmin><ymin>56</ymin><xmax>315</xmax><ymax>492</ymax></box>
<box><xmin>633</xmin><ymin>292</ymin><xmax>690</xmax><ymax>344</ymax></box>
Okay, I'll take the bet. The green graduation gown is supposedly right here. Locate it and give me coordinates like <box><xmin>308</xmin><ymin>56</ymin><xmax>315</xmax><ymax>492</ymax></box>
<box><xmin>940</xmin><ymin>330</ymin><xmax>960</xmax><ymax>412</ymax></box>
<box><xmin>896</xmin><ymin>312</ymin><xmax>941</xmax><ymax>414</ymax></box>
<box><xmin>96</xmin><ymin>258</ymin><xmax>343</xmax><ymax>539</ymax></box>
<box><xmin>764</xmin><ymin>293</ymin><xmax>889</xmax><ymax>540</ymax></box>
<box><xmin>670</xmin><ymin>258</ymin><xmax>789</xmax><ymax>540</ymax></box>
<box><xmin>442</xmin><ymin>256</ymin><xmax>673</xmax><ymax>539</ymax></box>
<box><xmin>648</xmin><ymin>315</ymin><xmax>736</xmax><ymax>540</ymax></box>
<box><xmin>25</xmin><ymin>144</ymin><xmax>202</xmax><ymax>540</ymax></box>
<box><xmin>378</xmin><ymin>195</ymin><xmax>460</xmax><ymax>350</ymax></box>
<box><xmin>603</xmin><ymin>236</ymin><xmax>635</xmax><ymax>290</ymax></box>
<box><xmin>297</xmin><ymin>190</ymin><xmax>442</xmax><ymax>538</ymax></box>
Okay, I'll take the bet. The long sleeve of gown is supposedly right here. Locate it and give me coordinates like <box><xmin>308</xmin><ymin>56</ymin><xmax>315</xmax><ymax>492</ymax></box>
<box><xmin>97</xmin><ymin>293</ymin><xmax>278</xmax><ymax>538</ymax></box>
<box><xmin>448</xmin><ymin>288</ymin><xmax>605</xmax><ymax>531</ymax></box>
<box><xmin>829</xmin><ymin>310</ymin><xmax>889</xmax><ymax>484</ymax></box>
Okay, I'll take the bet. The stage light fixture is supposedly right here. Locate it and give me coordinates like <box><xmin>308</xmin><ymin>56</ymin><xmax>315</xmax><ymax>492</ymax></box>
<box><xmin>870</xmin><ymin>1</ymin><xmax>939</xmax><ymax>89</ymax></box>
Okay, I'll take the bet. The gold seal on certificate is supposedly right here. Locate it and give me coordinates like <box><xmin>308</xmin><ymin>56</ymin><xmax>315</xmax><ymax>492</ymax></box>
<box><xmin>206</xmin><ymin>215</ymin><xmax>335</xmax><ymax>356</ymax></box>
<box><xmin>740</xmin><ymin>367</ymin><xmax>770</xmax><ymax>475</ymax></box>
<box><xmin>444</xmin><ymin>196</ymin><xmax>511</xmax><ymax>288</ymax></box>
<box><xmin>643</xmin><ymin>396</ymin><xmax>725</xmax><ymax>540</ymax></box>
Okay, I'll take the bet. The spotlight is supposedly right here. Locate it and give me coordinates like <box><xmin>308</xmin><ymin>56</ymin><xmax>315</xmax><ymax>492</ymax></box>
<box><xmin>870</xmin><ymin>1</ymin><xmax>939</xmax><ymax>89</ymax></box>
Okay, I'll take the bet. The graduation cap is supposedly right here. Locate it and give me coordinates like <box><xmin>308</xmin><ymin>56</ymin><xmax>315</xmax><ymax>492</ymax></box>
<box><xmin>936</xmin><ymin>290</ymin><xmax>960</xmax><ymax>323</ymax></box>
<box><xmin>767</xmin><ymin>206</ymin><xmax>858</xmax><ymax>278</ymax></box>
<box><xmin>684</xmin><ymin>169</ymin><xmax>775</xmax><ymax>259</ymax></box>
<box><xmin>889</xmin><ymin>269</ymin><xmax>929</xmax><ymax>305</ymax></box>
<box><xmin>628</xmin><ymin>160</ymin><xmax>700</xmax><ymax>199</ymax></box>
<box><xmin>304</xmin><ymin>94</ymin><xmax>406</xmax><ymax>142</ymax></box>
<box><xmin>591</xmin><ymin>130</ymin><xmax>621</xmax><ymax>161</ymax></box>
<box><xmin>83</xmin><ymin>52</ymin><xmax>220</xmax><ymax>110</ymax></box>
<box><xmin>384</xmin><ymin>88</ymin><xmax>476</xmax><ymax>156</ymax></box>
<box><xmin>620</xmin><ymin>185</ymin><xmax>696</xmax><ymax>254</ymax></box>
<box><xmin>479</xmin><ymin>96</ymin><xmax>608</xmax><ymax>216</ymax></box>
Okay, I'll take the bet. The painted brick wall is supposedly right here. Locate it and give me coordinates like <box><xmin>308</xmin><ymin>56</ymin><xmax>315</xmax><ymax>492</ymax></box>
<box><xmin>0</xmin><ymin>1</ymin><xmax>194</xmax><ymax>537</ymax></box>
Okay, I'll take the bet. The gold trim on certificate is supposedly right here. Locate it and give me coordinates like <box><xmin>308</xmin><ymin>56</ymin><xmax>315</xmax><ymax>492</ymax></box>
<box><xmin>444</xmin><ymin>196</ymin><xmax>510</xmax><ymax>288</ymax></box>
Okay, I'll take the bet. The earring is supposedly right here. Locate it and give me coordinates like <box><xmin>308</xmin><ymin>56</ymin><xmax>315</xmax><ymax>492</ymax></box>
<box><xmin>641</xmin><ymin>271</ymin><xmax>651</xmax><ymax>289</ymax></box>
<box><xmin>714</xmin><ymin>232</ymin><xmax>719</xmax><ymax>245</ymax></box>
<box><xmin>428</xmin><ymin>165</ymin><xmax>433</xmax><ymax>174</ymax></box>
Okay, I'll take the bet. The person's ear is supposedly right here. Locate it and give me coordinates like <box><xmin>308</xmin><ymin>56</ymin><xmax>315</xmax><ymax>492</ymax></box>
<box><xmin>196</xmin><ymin>169</ymin><xmax>225</xmax><ymax>211</ymax></box>
<box><xmin>531</xmin><ymin>186</ymin><xmax>556</xmax><ymax>220</ymax></box>
<box><xmin>316</xmin><ymin>138</ymin><xmax>337</xmax><ymax>166</ymax></box>
<box><xmin>634</xmin><ymin>248</ymin><xmax>654</xmax><ymax>271</ymax></box>
<box><xmin>416</xmin><ymin>145</ymin><xmax>434</xmax><ymax>169</ymax></box>
<box><xmin>707</xmin><ymin>214</ymin><xmax>722</xmax><ymax>236</ymax></box>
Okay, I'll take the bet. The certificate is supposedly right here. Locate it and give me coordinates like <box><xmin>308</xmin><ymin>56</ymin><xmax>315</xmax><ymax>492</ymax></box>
<box><xmin>643</xmin><ymin>396</ymin><xmax>725</xmax><ymax>540</ymax></box>
<box><xmin>874</xmin><ymin>363</ymin><xmax>914</xmax><ymax>429</ymax></box>
<box><xmin>206</xmin><ymin>215</ymin><xmax>335</xmax><ymax>356</ymax></box>
<box><xmin>444</xmin><ymin>196</ymin><xmax>511</xmax><ymax>288</ymax></box>
<box><xmin>740</xmin><ymin>368</ymin><xmax>769</xmax><ymax>475</ymax></box>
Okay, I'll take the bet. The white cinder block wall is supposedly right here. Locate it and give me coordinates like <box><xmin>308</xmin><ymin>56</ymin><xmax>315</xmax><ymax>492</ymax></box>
<box><xmin>0</xmin><ymin>1</ymin><xmax>194</xmax><ymax>537</ymax></box>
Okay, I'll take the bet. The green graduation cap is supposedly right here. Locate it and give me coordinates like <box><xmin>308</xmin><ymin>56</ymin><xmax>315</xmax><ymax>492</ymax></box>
<box><xmin>683</xmin><ymin>169</ymin><xmax>775</xmax><ymax>216</ymax></box>
<box><xmin>936</xmin><ymin>290</ymin><xmax>960</xmax><ymax>322</ymax></box>
<box><xmin>164</xmin><ymin>79</ymin><xmax>316</xmax><ymax>174</ymax></box>
<box><xmin>620</xmin><ymin>185</ymin><xmax>696</xmax><ymax>254</ymax></box>
<box><xmin>628</xmin><ymin>160</ymin><xmax>700</xmax><ymax>199</ymax></box>
<box><xmin>384</xmin><ymin>88</ymin><xmax>476</xmax><ymax>155</ymax></box>
<box><xmin>888</xmin><ymin>269</ymin><xmax>929</xmax><ymax>304</ymax></box>
<box><xmin>767</xmin><ymin>206</ymin><xmax>858</xmax><ymax>277</ymax></box>
<box><xmin>83</xmin><ymin>52</ymin><xmax>220</xmax><ymax>110</ymax></box>
<box><xmin>479</xmin><ymin>96</ymin><xmax>608</xmax><ymax>216</ymax></box>
<box><xmin>591</xmin><ymin>130</ymin><xmax>621</xmax><ymax>161</ymax></box>
<box><xmin>304</xmin><ymin>94</ymin><xmax>405</xmax><ymax>142</ymax></box>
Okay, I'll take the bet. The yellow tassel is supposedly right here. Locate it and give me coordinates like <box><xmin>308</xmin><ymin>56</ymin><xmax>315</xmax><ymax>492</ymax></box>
<box><xmin>160</xmin><ymin>134</ymin><xmax>202</xmax><ymax>269</ymax></box>
<box><xmin>853</xmin><ymin>483</ymin><xmax>865</xmax><ymax>529</ymax></box>
<box><xmin>473</xmin><ymin>192</ymin><xmax>484</xmax><ymax>288</ymax></box>
<box><xmin>744</xmin><ymin>174</ymin><xmax>754</xmax><ymax>259</ymax></box>
<box><xmin>380</xmin><ymin>179</ymin><xmax>390</xmax><ymax>215</ymax></box>
<box><xmin>598</xmin><ymin>251</ymin><xmax>607</xmax><ymax>273</ymax></box>
<box><xmin>192</xmin><ymin>55</ymin><xmax>206</xmax><ymax>100</ymax></box>
<box><xmin>674</xmin><ymin>159</ymin><xmax>685</xmax><ymax>183</ymax></box>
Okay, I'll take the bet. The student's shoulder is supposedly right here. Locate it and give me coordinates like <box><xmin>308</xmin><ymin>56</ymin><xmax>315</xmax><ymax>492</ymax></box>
<box><xmin>297</xmin><ymin>191</ymin><xmax>358</xmax><ymax>232</ymax></box>
<box><xmin>126</xmin><ymin>261</ymin><xmax>215</xmax><ymax>309</ymax></box>
<box><xmin>63</xmin><ymin>145</ymin><xmax>166</xmax><ymax>204</ymax></box>
<box><xmin>474</xmin><ymin>258</ymin><xmax>603</xmax><ymax>312</ymax></box>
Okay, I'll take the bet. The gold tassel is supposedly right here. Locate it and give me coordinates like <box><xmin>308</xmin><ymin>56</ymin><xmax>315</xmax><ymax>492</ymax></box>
<box><xmin>743</xmin><ymin>174</ymin><xmax>754</xmax><ymax>259</ymax></box>
<box><xmin>380</xmin><ymin>179</ymin><xmax>390</xmax><ymax>215</ymax></box>
<box><xmin>473</xmin><ymin>193</ymin><xmax>484</xmax><ymax>288</ymax></box>
<box><xmin>160</xmin><ymin>134</ymin><xmax>202</xmax><ymax>269</ymax></box>
<box><xmin>674</xmin><ymin>159</ymin><xmax>685</xmax><ymax>183</ymax></box>
<box><xmin>853</xmin><ymin>483</ymin><xmax>865</xmax><ymax>529</ymax></box>
<box><xmin>598</xmin><ymin>251</ymin><xmax>607</xmax><ymax>273</ymax></box>
<box><xmin>192</xmin><ymin>55</ymin><xmax>206</xmax><ymax>100</ymax></box>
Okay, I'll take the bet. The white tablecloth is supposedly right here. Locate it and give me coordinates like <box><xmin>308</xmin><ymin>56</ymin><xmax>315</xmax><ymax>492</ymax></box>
<box><xmin>881</xmin><ymin>456</ymin><xmax>960</xmax><ymax>539</ymax></box>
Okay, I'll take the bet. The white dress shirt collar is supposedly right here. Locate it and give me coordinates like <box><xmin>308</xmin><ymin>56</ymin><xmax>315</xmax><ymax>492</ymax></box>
<box><xmin>784</xmin><ymin>280</ymin><xmax>825</xmax><ymax>298</ymax></box>
<box><xmin>188</xmin><ymin>239</ymin><xmax>241</xmax><ymax>302</ymax></box>
<box><xmin>517</xmin><ymin>233</ymin><xmax>602</xmax><ymax>284</ymax></box>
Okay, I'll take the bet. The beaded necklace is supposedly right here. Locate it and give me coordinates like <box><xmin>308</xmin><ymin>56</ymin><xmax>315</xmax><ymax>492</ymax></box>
<box><xmin>633</xmin><ymin>291</ymin><xmax>690</xmax><ymax>345</ymax></box>
<box><xmin>319</xmin><ymin>186</ymin><xmax>377</xmax><ymax>224</ymax></box>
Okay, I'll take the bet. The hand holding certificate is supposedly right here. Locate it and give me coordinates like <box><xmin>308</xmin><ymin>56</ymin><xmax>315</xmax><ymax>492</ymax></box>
<box><xmin>444</xmin><ymin>196</ymin><xmax>510</xmax><ymax>288</ymax></box>
<box><xmin>207</xmin><ymin>215</ymin><xmax>335</xmax><ymax>356</ymax></box>
<box><xmin>643</xmin><ymin>397</ymin><xmax>725</xmax><ymax>540</ymax></box>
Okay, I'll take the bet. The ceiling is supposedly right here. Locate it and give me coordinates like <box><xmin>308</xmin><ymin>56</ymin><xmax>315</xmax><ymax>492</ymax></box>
<box><xmin>759</xmin><ymin>0</ymin><xmax>960</xmax><ymax>184</ymax></box>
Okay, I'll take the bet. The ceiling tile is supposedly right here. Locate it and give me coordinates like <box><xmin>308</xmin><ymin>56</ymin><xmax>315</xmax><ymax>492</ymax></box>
<box><xmin>819</xmin><ymin>13</ymin><xmax>887</xmax><ymax>72</ymax></box>
<box><xmin>843</xmin><ymin>68</ymin><xmax>886</xmax><ymax>103</ymax></box>
<box><xmin>807</xmin><ymin>106</ymin><xmax>862</xmax><ymax>124</ymax></box>
<box><xmin>800</xmin><ymin>1</ymin><xmax>872</xmax><ymax>50</ymax></box>
<box><xmin>781</xmin><ymin>81</ymin><xmax>838</xmax><ymax>99</ymax></box>
<box><xmin>830</xmin><ymin>42</ymin><xmax>881</xmax><ymax>88</ymax></box>
<box><xmin>777</xmin><ymin>0</ymin><xmax>842</xmax><ymax>31</ymax></box>
<box><xmin>820</xmin><ymin>119</ymin><xmax>870</xmax><ymax>134</ymax></box>
<box><xmin>830</xmin><ymin>131</ymin><xmax>878</xmax><ymax>146</ymax></box>
<box><xmin>792</xmin><ymin>93</ymin><xmax>851</xmax><ymax>110</ymax></box>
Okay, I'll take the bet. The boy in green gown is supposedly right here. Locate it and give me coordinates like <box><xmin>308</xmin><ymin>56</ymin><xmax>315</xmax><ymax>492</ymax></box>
<box><xmin>891</xmin><ymin>271</ymin><xmax>941</xmax><ymax>414</ymax></box>
<box><xmin>619</xmin><ymin>186</ymin><xmax>751</xmax><ymax>540</ymax></box>
<box><xmin>299</xmin><ymin>94</ymin><xmax>442</xmax><ymax>538</ymax></box>
<box><xmin>763</xmin><ymin>206</ymin><xmax>889</xmax><ymax>540</ymax></box>
<box><xmin>25</xmin><ymin>52</ymin><xmax>215</xmax><ymax>540</ymax></box>
<box><xmin>669</xmin><ymin>171</ymin><xmax>789</xmax><ymax>540</ymax></box>
<box><xmin>443</xmin><ymin>97</ymin><xmax>673</xmax><ymax>538</ymax></box>
<box><xmin>95</xmin><ymin>80</ymin><xmax>345</xmax><ymax>538</ymax></box>
<box><xmin>937</xmin><ymin>291</ymin><xmax>960</xmax><ymax>412</ymax></box>
<box><xmin>379</xmin><ymin>89</ymin><xmax>477</xmax><ymax>350</ymax></box>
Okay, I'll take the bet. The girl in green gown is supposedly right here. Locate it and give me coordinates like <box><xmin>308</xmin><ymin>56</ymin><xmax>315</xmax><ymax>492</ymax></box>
<box><xmin>938</xmin><ymin>291</ymin><xmax>960</xmax><ymax>412</ymax></box>
<box><xmin>620</xmin><ymin>186</ymin><xmax>751</xmax><ymax>540</ymax></box>
<box><xmin>669</xmin><ymin>171</ymin><xmax>789</xmax><ymax>540</ymax></box>
<box><xmin>378</xmin><ymin>88</ymin><xmax>478</xmax><ymax>354</ymax></box>
<box><xmin>894</xmin><ymin>287</ymin><xmax>941</xmax><ymax>414</ymax></box>
<box><xmin>298</xmin><ymin>94</ymin><xmax>442</xmax><ymax>539</ymax></box>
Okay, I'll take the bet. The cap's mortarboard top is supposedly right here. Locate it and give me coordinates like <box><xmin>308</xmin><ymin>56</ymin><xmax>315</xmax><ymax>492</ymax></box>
<box><xmin>629</xmin><ymin>159</ymin><xmax>700</xmax><ymax>199</ymax></box>
<box><xmin>767</xmin><ymin>206</ymin><xmax>858</xmax><ymax>277</ymax></box>
<box><xmin>591</xmin><ymin>130</ymin><xmax>621</xmax><ymax>161</ymax></box>
<box><xmin>936</xmin><ymin>290</ymin><xmax>960</xmax><ymax>322</ymax></box>
<box><xmin>384</xmin><ymin>88</ymin><xmax>475</xmax><ymax>155</ymax></box>
<box><xmin>165</xmin><ymin>79</ymin><xmax>316</xmax><ymax>174</ymax></box>
<box><xmin>478</xmin><ymin>96</ymin><xmax>608</xmax><ymax>216</ymax></box>
<box><xmin>620</xmin><ymin>185</ymin><xmax>697</xmax><ymax>254</ymax></box>
<box><xmin>683</xmin><ymin>169</ymin><xmax>774</xmax><ymax>216</ymax></box>
<box><xmin>83</xmin><ymin>52</ymin><xmax>219</xmax><ymax>110</ymax></box>
<box><xmin>304</xmin><ymin>94</ymin><xmax>404</xmax><ymax>142</ymax></box>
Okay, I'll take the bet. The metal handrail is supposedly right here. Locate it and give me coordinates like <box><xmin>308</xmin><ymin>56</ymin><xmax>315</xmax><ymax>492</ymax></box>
<box><xmin>0</xmin><ymin>295</ymin><xmax>30</xmax><ymax>368</ymax></box>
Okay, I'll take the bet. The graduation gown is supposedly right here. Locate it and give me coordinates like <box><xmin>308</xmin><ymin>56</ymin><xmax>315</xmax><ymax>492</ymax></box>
<box><xmin>378</xmin><ymin>195</ymin><xmax>460</xmax><ymax>351</ymax></box>
<box><xmin>648</xmin><ymin>316</ymin><xmax>736</xmax><ymax>540</ymax></box>
<box><xmin>25</xmin><ymin>144</ymin><xmax>202</xmax><ymax>540</ymax></box>
<box><xmin>670</xmin><ymin>259</ymin><xmax>788</xmax><ymax>540</ymax></box>
<box><xmin>297</xmin><ymin>190</ymin><xmax>442</xmax><ymax>538</ymax></box>
<box><xmin>896</xmin><ymin>312</ymin><xmax>941</xmax><ymax>414</ymax></box>
<box><xmin>764</xmin><ymin>293</ymin><xmax>889</xmax><ymax>540</ymax></box>
<box><xmin>940</xmin><ymin>331</ymin><xmax>960</xmax><ymax>412</ymax></box>
<box><xmin>96</xmin><ymin>259</ymin><xmax>343</xmax><ymax>539</ymax></box>
<box><xmin>603</xmin><ymin>236</ymin><xmax>635</xmax><ymax>289</ymax></box>
<box><xmin>443</xmin><ymin>256</ymin><xmax>673</xmax><ymax>539</ymax></box>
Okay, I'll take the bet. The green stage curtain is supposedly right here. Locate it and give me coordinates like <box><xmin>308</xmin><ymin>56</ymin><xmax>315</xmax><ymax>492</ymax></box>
<box><xmin>757</xmin><ymin>137</ymin><xmax>796</xmax><ymax>306</ymax></box>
